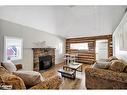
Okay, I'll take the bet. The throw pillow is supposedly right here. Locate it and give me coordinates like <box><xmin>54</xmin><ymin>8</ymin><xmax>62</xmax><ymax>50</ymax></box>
<box><xmin>108</xmin><ymin>56</ymin><xmax>118</xmax><ymax>61</ymax></box>
<box><xmin>1</xmin><ymin>61</ymin><xmax>17</xmax><ymax>72</ymax></box>
<box><xmin>96</xmin><ymin>59</ymin><xmax>110</xmax><ymax>62</ymax></box>
<box><xmin>92</xmin><ymin>61</ymin><xmax>111</xmax><ymax>69</ymax></box>
<box><xmin>13</xmin><ymin>71</ymin><xmax>44</xmax><ymax>86</ymax></box>
<box><xmin>109</xmin><ymin>60</ymin><xmax>126</xmax><ymax>72</ymax></box>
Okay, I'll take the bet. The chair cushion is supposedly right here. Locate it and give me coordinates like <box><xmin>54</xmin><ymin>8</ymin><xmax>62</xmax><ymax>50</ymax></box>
<box><xmin>1</xmin><ymin>61</ymin><xmax>17</xmax><ymax>72</ymax></box>
<box><xmin>13</xmin><ymin>71</ymin><xmax>44</xmax><ymax>86</ymax></box>
<box><xmin>109</xmin><ymin>60</ymin><xmax>126</xmax><ymax>72</ymax></box>
<box><xmin>30</xmin><ymin>76</ymin><xmax>62</xmax><ymax>89</ymax></box>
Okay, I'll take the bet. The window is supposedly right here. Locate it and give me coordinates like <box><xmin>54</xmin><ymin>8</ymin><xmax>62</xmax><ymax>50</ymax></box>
<box><xmin>70</xmin><ymin>43</ymin><xmax>88</xmax><ymax>50</ymax></box>
<box><xmin>58</xmin><ymin>43</ymin><xmax>63</xmax><ymax>54</ymax></box>
<box><xmin>4</xmin><ymin>36</ymin><xmax>23</xmax><ymax>61</ymax></box>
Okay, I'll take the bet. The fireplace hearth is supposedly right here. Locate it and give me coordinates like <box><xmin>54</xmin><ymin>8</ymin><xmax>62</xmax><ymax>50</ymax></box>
<box><xmin>39</xmin><ymin>55</ymin><xmax>52</xmax><ymax>70</ymax></box>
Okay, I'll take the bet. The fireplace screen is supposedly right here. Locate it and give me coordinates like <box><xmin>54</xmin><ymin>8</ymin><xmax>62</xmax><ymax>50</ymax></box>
<box><xmin>39</xmin><ymin>55</ymin><xmax>52</xmax><ymax>70</ymax></box>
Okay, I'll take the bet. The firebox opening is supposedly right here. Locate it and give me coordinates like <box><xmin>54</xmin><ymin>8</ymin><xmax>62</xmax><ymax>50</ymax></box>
<box><xmin>39</xmin><ymin>55</ymin><xmax>52</xmax><ymax>70</ymax></box>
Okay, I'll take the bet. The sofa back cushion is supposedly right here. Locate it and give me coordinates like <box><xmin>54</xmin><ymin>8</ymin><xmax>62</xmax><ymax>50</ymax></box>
<box><xmin>109</xmin><ymin>60</ymin><xmax>126</xmax><ymax>72</ymax></box>
<box><xmin>1</xmin><ymin>61</ymin><xmax>17</xmax><ymax>72</ymax></box>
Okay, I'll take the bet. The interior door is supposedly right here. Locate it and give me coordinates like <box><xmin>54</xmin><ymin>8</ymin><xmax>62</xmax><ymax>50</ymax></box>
<box><xmin>96</xmin><ymin>40</ymin><xmax>108</xmax><ymax>60</ymax></box>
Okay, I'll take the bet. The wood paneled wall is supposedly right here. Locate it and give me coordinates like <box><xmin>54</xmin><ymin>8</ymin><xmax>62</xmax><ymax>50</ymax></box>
<box><xmin>66</xmin><ymin>35</ymin><xmax>112</xmax><ymax>64</ymax></box>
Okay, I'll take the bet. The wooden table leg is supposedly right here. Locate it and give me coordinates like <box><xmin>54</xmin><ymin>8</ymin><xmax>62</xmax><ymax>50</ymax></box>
<box><xmin>76</xmin><ymin>65</ymin><xmax>82</xmax><ymax>72</ymax></box>
<box><xmin>80</xmin><ymin>65</ymin><xmax>82</xmax><ymax>72</ymax></box>
<box><xmin>74</xmin><ymin>70</ymin><xmax>76</xmax><ymax>79</ymax></box>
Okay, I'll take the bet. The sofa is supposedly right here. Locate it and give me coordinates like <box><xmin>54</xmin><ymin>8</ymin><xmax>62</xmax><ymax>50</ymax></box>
<box><xmin>0</xmin><ymin>65</ymin><xmax>62</xmax><ymax>90</ymax></box>
<box><xmin>85</xmin><ymin>57</ymin><xmax>127</xmax><ymax>89</ymax></box>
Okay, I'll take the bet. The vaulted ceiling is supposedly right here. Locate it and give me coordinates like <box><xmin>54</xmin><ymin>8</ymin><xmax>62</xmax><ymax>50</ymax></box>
<box><xmin>0</xmin><ymin>6</ymin><xmax>126</xmax><ymax>38</ymax></box>
<box><xmin>55</xmin><ymin>6</ymin><xmax>126</xmax><ymax>38</ymax></box>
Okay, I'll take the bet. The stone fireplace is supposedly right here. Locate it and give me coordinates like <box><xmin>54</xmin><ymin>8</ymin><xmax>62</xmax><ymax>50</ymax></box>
<box><xmin>32</xmin><ymin>48</ymin><xmax>55</xmax><ymax>71</ymax></box>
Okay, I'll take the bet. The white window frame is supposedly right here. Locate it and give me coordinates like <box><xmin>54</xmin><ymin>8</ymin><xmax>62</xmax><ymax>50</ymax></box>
<box><xmin>4</xmin><ymin>36</ymin><xmax>23</xmax><ymax>61</ymax></box>
<box><xmin>70</xmin><ymin>43</ymin><xmax>89</xmax><ymax>50</ymax></box>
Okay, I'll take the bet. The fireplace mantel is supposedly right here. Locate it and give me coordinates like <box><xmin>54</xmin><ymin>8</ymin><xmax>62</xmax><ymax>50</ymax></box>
<box><xmin>32</xmin><ymin>48</ymin><xmax>55</xmax><ymax>71</ymax></box>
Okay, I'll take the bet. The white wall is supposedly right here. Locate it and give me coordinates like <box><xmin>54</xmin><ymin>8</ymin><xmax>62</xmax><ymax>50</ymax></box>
<box><xmin>0</xmin><ymin>19</ymin><xmax>65</xmax><ymax>70</ymax></box>
<box><xmin>113</xmin><ymin>11</ymin><xmax>127</xmax><ymax>63</ymax></box>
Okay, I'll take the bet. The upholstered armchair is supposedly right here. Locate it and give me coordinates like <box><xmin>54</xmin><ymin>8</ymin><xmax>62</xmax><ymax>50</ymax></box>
<box><xmin>0</xmin><ymin>66</ymin><xmax>62</xmax><ymax>90</ymax></box>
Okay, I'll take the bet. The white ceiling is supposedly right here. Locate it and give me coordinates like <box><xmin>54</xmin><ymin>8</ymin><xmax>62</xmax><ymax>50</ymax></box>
<box><xmin>55</xmin><ymin>6</ymin><xmax>126</xmax><ymax>38</ymax></box>
<box><xmin>0</xmin><ymin>6</ymin><xmax>126</xmax><ymax>38</ymax></box>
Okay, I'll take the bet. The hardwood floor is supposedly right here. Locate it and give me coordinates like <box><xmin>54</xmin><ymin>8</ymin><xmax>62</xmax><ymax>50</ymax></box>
<box><xmin>41</xmin><ymin>62</ymin><xmax>90</xmax><ymax>89</ymax></box>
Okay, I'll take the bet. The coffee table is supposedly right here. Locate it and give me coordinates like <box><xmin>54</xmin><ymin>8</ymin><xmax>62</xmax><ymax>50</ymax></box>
<box><xmin>58</xmin><ymin>62</ymin><xmax>82</xmax><ymax>79</ymax></box>
<box><xmin>58</xmin><ymin>69</ymin><xmax>76</xmax><ymax>79</ymax></box>
<box><xmin>63</xmin><ymin>62</ymin><xmax>83</xmax><ymax>72</ymax></box>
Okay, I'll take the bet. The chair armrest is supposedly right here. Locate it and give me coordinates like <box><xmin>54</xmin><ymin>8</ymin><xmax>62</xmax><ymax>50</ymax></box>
<box><xmin>1</xmin><ymin>74</ymin><xmax>26</xmax><ymax>89</ymax></box>
<box><xmin>29</xmin><ymin>76</ymin><xmax>62</xmax><ymax>89</ymax></box>
<box><xmin>15</xmin><ymin>64</ymin><xmax>22</xmax><ymax>70</ymax></box>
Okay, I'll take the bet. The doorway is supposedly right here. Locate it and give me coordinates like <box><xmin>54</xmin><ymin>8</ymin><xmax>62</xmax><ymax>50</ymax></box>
<box><xmin>96</xmin><ymin>40</ymin><xmax>108</xmax><ymax>60</ymax></box>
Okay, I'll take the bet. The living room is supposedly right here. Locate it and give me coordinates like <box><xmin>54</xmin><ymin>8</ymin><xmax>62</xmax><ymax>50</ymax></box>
<box><xmin>0</xmin><ymin>4</ymin><xmax>127</xmax><ymax>92</ymax></box>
